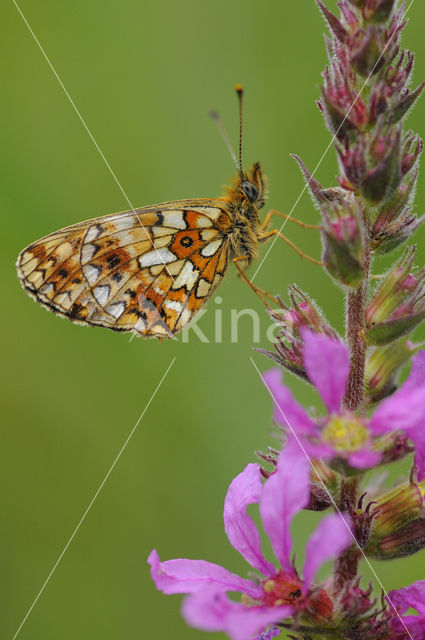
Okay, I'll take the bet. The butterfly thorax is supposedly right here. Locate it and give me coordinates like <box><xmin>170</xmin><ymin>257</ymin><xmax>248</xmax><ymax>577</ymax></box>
<box><xmin>221</xmin><ymin>162</ymin><xmax>267</xmax><ymax>265</ymax></box>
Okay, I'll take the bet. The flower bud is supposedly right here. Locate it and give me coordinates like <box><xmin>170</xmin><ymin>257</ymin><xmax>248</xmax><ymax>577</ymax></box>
<box><xmin>309</xmin><ymin>459</ymin><xmax>340</xmax><ymax>511</ymax></box>
<box><xmin>337</xmin><ymin>123</ymin><xmax>403</xmax><ymax>205</ymax></box>
<box><xmin>369</xmin><ymin>50</ymin><xmax>416</xmax><ymax>122</ymax></box>
<box><xmin>257</xmin><ymin>286</ymin><xmax>337</xmax><ymax>378</ymax></box>
<box><xmin>365</xmin><ymin>339</ymin><xmax>417</xmax><ymax>401</ymax></box>
<box><xmin>319</xmin><ymin>67</ymin><xmax>368</xmax><ymax>139</ymax></box>
<box><xmin>365</xmin><ymin>247</ymin><xmax>425</xmax><ymax>345</ymax></box>
<box><xmin>365</xmin><ymin>481</ymin><xmax>425</xmax><ymax>559</ymax></box>
<box><xmin>362</xmin><ymin>127</ymin><xmax>402</xmax><ymax>203</ymax></box>
<box><xmin>371</xmin><ymin>209</ymin><xmax>423</xmax><ymax>255</ymax></box>
<box><xmin>320</xmin><ymin>197</ymin><xmax>366</xmax><ymax>288</ymax></box>
<box><xmin>373</xmin><ymin>432</ymin><xmax>414</xmax><ymax>466</ymax></box>
<box><xmin>316</xmin><ymin>0</ymin><xmax>348</xmax><ymax>44</ymax></box>
<box><xmin>362</xmin><ymin>0</ymin><xmax>396</xmax><ymax>24</ymax></box>
<box><xmin>350</xmin><ymin>26</ymin><xmax>387</xmax><ymax>77</ymax></box>
<box><xmin>370</xmin><ymin>169</ymin><xmax>423</xmax><ymax>254</ymax></box>
<box><xmin>401</xmin><ymin>131</ymin><xmax>424</xmax><ymax>176</ymax></box>
<box><xmin>391</xmin><ymin>79</ymin><xmax>425</xmax><ymax>124</ymax></box>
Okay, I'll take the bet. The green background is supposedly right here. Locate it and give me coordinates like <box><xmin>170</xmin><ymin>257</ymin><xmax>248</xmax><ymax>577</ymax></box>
<box><xmin>2</xmin><ymin>1</ymin><xmax>425</xmax><ymax>638</ymax></box>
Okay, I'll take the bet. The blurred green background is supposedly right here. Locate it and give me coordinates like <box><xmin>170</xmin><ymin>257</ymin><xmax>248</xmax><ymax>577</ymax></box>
<box><xmin>2</xmin><ymin>1</ymin><xmax>425</xmax><ymax>638</ymax></box>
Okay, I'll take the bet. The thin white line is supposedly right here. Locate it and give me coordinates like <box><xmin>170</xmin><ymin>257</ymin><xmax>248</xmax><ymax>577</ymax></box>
<box><xmin>12</xmin><ymin>0</ymin><xmax>174</xmax><ymax>281</ymax></box>
<box><xmin>11</xmin><ymin>357</ymin><xmax>176</xmax><ymax>640</ymax></box>
<box><xmin>251</xmin><ymin>0</ymin><xmax>416</xmax><ymax>283</ymax></box>
<box><xmin>250</xmin><ymin>356</ymin><xmax>414</xmax><ymax>640</ymax></box>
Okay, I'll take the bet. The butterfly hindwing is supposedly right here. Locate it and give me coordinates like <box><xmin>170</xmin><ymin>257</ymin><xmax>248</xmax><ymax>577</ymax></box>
<box><xmin>17</xmin><ymin>201</ymin><xmax>231</xmax><ymax>337</ymax></box>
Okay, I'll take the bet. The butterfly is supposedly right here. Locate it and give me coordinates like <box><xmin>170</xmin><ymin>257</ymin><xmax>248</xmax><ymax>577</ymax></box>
<box><xmin>16</xmin><ymin>85</ymin><xmax>283</xmax><ymax>338</ymax></box>
<box><xmin>17</xmin><ymin>161</ymin><xmax>269</xmax><ymax>338</ymax></box>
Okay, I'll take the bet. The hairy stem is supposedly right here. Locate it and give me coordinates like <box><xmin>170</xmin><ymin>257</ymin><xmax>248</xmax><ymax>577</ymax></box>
<box><xmin>343</xmin><ymin>214</ymin><xmax>371</xmax><ymax>411</ymax></box>
<box><xmin>334</xmin><ymin>476</ymin><xmax>360</xmax><ymax>591</ymax></box>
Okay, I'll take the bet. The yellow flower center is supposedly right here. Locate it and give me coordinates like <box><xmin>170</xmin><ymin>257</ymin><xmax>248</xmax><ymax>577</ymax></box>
<box><xmin>322</xmin><ymin>415</ymin><xmax>369</xmax><ymax>453</ymax></box>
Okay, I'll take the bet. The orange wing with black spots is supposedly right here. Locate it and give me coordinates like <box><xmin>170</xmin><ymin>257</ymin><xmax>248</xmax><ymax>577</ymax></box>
<box><xmin>17</xmin><ymin>201</ymin><xmax>232</xmax><ymax>338</ymax></box>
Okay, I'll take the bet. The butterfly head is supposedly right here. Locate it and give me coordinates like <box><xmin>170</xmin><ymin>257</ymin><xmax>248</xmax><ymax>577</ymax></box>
<box><xmin>240</xmin><ymin>162</ymin><xmax>267</xmax><ymax>210</ymax></box>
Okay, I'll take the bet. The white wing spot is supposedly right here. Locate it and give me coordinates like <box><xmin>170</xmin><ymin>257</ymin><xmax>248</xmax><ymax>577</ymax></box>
<box><xmin>107</xmin><ymin>301</ymin><xmax>126</xmax><ymax>318</ymax></box>
<box><xmin>149</xmin><ymin>264</ymin><xmax>164</xmax><ymax>276</ymax></box>
<box><xmin>40</xmin><ymin>283</ymin><xmax>55</xmax><ymax>296</ymax></box>
<box><xmin>115</xmin><ymin>215</ymin><xmax>136</xmax><ymax>231</ymax></box>
<box><xmin>172</xmin><ymin>260</ymin><xmax>199</xmax><ymax>290</ymax></box>
<box><xmin>176</xmin><ymin>308</ymin><xmax>192</xmax><ymax>329</ymax></box>
<box><xmin>134</xmin><ymin>317</ymin><xmax>146</xmax><ymax>332</ymax></box>
<box><xmin>161</xmin><ymin>211</ymin><xmax>187</xmax><ymax>229</ymax></box>
<box><xmin>196</xmin><ymin>278</ymin><xmax>211</xmax><ymax>298</ymax></box>
<box><xmin>85</xmin><ymin>224</ymin><xmax>103</xmax><ymax>243</ymax></box>
<box><xmin>81</xmin><ymin>243</ymin><xmax>97</xmax><ymax>264</ymax></box>
<box><xmin>139</xmin><ymin>247</ymin><xmax>177</xmax><ymax>268</ymax></box>
<box><xmin>200</xmin><ymin>229</ymin><xmax>219</xmax><ymax>242</ymax></box>
<box><xmin>152</xmin><ymin>226</ymin><xmax>178</xmax><ymax>238</ymax></box>
<box><xmin>83</xmin><ymin>264</ymin><xmax>102</xmax><ymax>286</ymax></box>
<box><xmin>93</xmin><ymin>285</ymin><xmax>111</xmax><ymax>306</ymax></box>
<box><xmin>191</xmin><ymin>207</ymin><xmax>221</xmax><ymax>220</ymax></box>
<box><xmin>201</xmin><ymin>238</ymin><xmax>223</xmax><ymax>257</ymax></box>
<box><xmin>164</xmin><ymin>299</ymin><xmax>183</xmax><ymax>314</ymax></box>
<box><xmin>53</xmin><ymin>292</ymin><xmax>73</xmax><ymax>310</ymax></box>
<box><xmin>27</xmin><ymin>271</ymin><xmax>44</xmax><ymax>288</ymax></box>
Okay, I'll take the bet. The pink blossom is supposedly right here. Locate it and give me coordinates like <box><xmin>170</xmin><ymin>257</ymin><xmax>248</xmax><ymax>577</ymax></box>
<box><xmin>387</xmin><ymin>580</ymin><xmax>425</xmax><ymax>639</ymax></box>
<box><xmin>148</xmin><ymin>442</ymin><xmax>352</xmax><ymax>640</ymax></box>
<box><xmin>264</xmin><ymin>331</ymin><xmax>425</xmax><ymax>476</ymax></box>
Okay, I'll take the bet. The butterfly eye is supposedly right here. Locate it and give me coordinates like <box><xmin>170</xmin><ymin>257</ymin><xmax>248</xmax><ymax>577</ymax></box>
<box><xmin>241</xmin><ymin>181</ymin><xmax>258</xmax><ymax>203</ymax></box>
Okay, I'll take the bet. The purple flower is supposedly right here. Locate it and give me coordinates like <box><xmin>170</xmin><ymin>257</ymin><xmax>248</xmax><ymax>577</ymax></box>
<box><xmin>263</xmin><ymin>331</ymin><xmax>425</xmax><ymax>476</ymax></box>
<box><xmin>148</xmin><ymin>441</ymin><xmax>353</xmax><ymax>640</ymax></box>
<box><xmin>387</xmin><ymin>580</ymin><xmax>425</xmax><ymax>639</ymax></box>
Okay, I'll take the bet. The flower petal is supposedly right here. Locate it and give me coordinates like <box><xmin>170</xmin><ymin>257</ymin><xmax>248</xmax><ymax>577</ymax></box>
<box><xmin>263</xmin><ymin>369</ymin><xmax>316</xmax><ymax>435</ymax></box>
<box><xmin>224</xmin><ymin>464</ymin><xmax>275</xmax><ymax>577</ymax></box>
<box><xmin>388</xmin><ymin>580</ymin><xmax>425</xmax><ymax>636</ymax></box>
<box><xmin>404</xmin><ymin>351</ymin><xmax>425</xmax><ymax>389</ymax></box>
<box><xmin>303</xmin><ymin>513</ymin><xmax>353</xmax><ymax>587</ymax></box>
<box><xmin>302</xmin><ymin>330</ymin><xmax>349</xmax><ymax>413</ymax></box>
<box><xmin>260</xmin><ymin>439</ymin><xmax>310</xmax><ymax>571</ymax></box>
<box><xmin>182</xmin><ymin>591</ymin><xmax>292</xmax><ymax>640</ymax></box>
<box><xmin>388</xmin><ymin>579</ymin><xmax>425</xmax><ymax>616</ymax></box>
<box><xmin>369</xmin><ymin>385</ymin><xmax>425</xmax><ymax>435</ymax></box>
<box><xmin>147</xmin><ymin>550</ymin><xmax>261</xmax><ymax>598</ymax></box>
<box><xmin>347</xmin><ymin>448</ymin><xmax>382</xmax><ymax>469</ymax></box>
<box><xmin>412</xmin><ymin>435</ymin><xmax>425</xmax><ymax>483</ymax></box>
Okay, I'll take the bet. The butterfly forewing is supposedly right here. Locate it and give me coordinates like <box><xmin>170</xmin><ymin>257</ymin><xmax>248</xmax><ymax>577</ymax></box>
<box><xmin>17</xmin><ymin>201</ymin><xmax>231</xmax><ymax>337</ymax></box>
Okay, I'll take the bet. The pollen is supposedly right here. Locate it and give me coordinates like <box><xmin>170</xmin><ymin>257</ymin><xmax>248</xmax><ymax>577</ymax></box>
<box><xmin>263</xmin><ymin>580</ymin><xmax>276</xmax><ymax>593</ymax></box>
<box><xmin>322</xmin><ymin>414</ymin><xmax>369</xmax><ymax>453</ymax></box>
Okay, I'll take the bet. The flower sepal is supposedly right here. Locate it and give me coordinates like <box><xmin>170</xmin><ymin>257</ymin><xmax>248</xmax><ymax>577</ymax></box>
<box><xmin>365</xmin><ymin>338</ymin><xmax>419</xmax><ymax>401</ymax></box>
<box><xmin>365</xmin><ymin>247</ymin><xmax>425</xmax><ymax>345</ymax></box>
<box><xmin>320</xmin><ymin>197</ymin><xmax>367</xmax><ymax>288</ymax></box>
<box><xmin>365</xmin><ymin>480</ymin><xmax>425</xmax><ymax>560</ymax></box>
<box><xmin>370</xmin><ymin>170</ymin><xmax>424</xmax><ymax>254</ymax></box>
<box><xmin>258</xmin><ymin>286</ymin><xmax>337</xmax><ymax>379</ymax></box>
<box><xmin>362</xmin><ymin>0</ymin><xmax>396</xmax><ymax>24</ymax></box>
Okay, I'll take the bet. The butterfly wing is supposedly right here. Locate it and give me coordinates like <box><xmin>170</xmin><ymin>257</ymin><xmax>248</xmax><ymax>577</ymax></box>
<box><xmin>17</xmin><ymin>200</ymin><xmax>232</xmax><ymax>338</ymax></box>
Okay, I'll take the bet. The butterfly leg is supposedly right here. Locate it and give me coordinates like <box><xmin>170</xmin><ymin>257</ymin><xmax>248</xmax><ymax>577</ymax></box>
<box><xmin>261</xmin><ymin>209</ymin><xmax>321</xmax><ymax>231</ymax></box>
<box><xmin>232</xmin><ymin>256</ymin><xmax>279</xmax><ymax>307</ymax></box>
<box><xmin>259</xmin><ymin>228</ymin><xmax>326</xmax><ymax>267</ymax></box>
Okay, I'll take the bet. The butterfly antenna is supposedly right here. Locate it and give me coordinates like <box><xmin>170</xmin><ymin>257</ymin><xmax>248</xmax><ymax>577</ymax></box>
<box><xmin>235</xmin><ymin>84</ymin><xmax>244</xmax><ymax>175</ymax></box>
<box><xmin>209</xmin><ymin>109</ymin><xmax>239</xmax><ymax>170</ymax></box>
